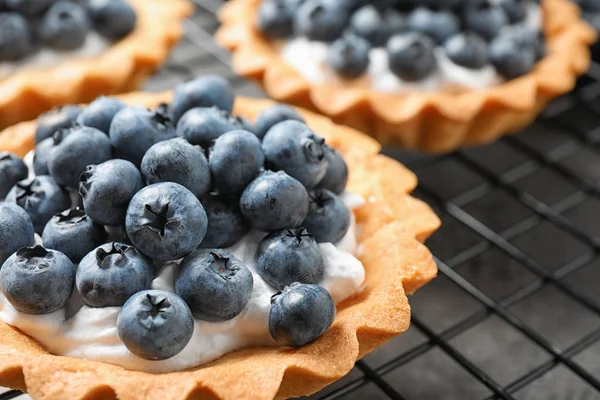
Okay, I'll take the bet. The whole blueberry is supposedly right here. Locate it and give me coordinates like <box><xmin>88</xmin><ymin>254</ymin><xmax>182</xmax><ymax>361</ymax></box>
<box><xmin>199</xmin><ymin>192</ymin><xmax>249</xmax><ymax>249</ymax></box>
<box><xmin>5</xmin><ymin>0</ymin><xmax>54</xmax><ymax>16</ymax></box>
<box><xmin>269</xmin><ymin>282</ymin><xmax>335</xmax><ymax>347</ymax></box>
<box><xmin>0</xmin><ymin>12</ymin><xmax>32</xmax><ymax>61</ymax></box>
<box><xmin>463</xmin><ymin>0</ymin><xmax>508</xmax><ymax>41</ymax></box>
<box><xmin>490</xmin><ymin>35</ymin><xmax>536</xmax><ymax>79</ymax></box>
<box><xmin>408</xmin><ymin>7</ymin><xmax>459</xmax><ymax>44</ymax></box>
<box><xmin>33</xmin><ymin>138</ymin><xmax>54</xmax><ymax>176</ymax></box>
<box><xmin>0</xmin><ymin>152</ymin><xmax>28</xmax><ymax>199</ymax></box>
<box><xmin>175</xmin><ymin>249</ymin><xmax>253</xmax><ymax>321</ymax></box>
<box><xmin>253</xmin><ymin>104</ymin><xmax>305</xmax><ymax>140</ymax></box>
<box><xmin>110</xmin><ymin>105</ymin><xmax>177</xmax><ymax>166</ymax></box>
<box><xmin>42</xmin><ymin>208</ymin><xmax>106</xmax><ymax>263</ymax></box>
<box><xmin>48</xmin><ymin>125</ymin><xmax>112</xmax><ymax>188</ymax></box>
<box><xmin>387</xmin><ymin>33</ymin><xmax>437</xmax><ymax>82</ymax></box>
<box><xmin>504</xmin><ymin>24</ymin><xmax>546</xmax><ymax>60</ymax></box>
<box><xmin>304</xmin><ymin>189</ymin><xmax>350</xmax><ymax>244</ymax></box>
<box><xmin>0</xmin><ymin>203</ymin><xmax>34</xmax><ymax>265</ymax></box>
<box><xmin>0</xmin><ymin>246</ymin><xmax>74</xmax><ymax>315</ymax></box>
<box><xmin>444</xmin><ymin>32</ymin><xmax>489</xmax><ymax>69</ymax></box>
<box><xmin>349</xmin><ymin>5</ymin><xmax>407</xmax><ymax>47</ymax></box>
<box><xmin>6</xmin><ymin>176</ymin><xmax>71</xmax><ymax>234</ymax></box>
<box><xmin>262</xmin><ymin>120</ymin><xmax>328</xmax><ymax>188</ymax></box>
<box><xmin>172</xmin><ymin>76</ymin><xmax>235</xmax><ymax>122</ymax></box>
<box><xmin>141</xmin><ymin>138</ymin><xmax>211</xmax><ymax>198</ymax></box>
<box><xmin>256</xmin><ymin>228</ymin><xmax>324</xmax><ymax>290</ymax></box>
<box><xmin>295</xmin><ymin>0</ymin><xmax>348</xmax><ymax>42</ymax></box>
<box><xmin>79</xmin><ymin>159</ymin><xmax>144</xmax><ymax>226</ymax></box>
<box><xmin>76</xmin><ymin>96</ymin><xmax>126</xmax><ymax>134</ymax></box>
<box><xmin>176</xmin><ymin>107</ymin><xmax>237</xmax><ymax>147</ymax></box>
<box><xmin>498</xmin><ymin>0</ymin><xmax>527</xmax><ymax>23</ymax></box>
<box><xmin>86</xmin><ymin>0</ymin><xmax>137</xmax><ymax>40</ymax></box>
<box><xmin>117</xmin><ymin>290</ymin><xmax>194</xmax><ymax>360</ymax></box>
<box><xmin>328</xmin><ymin>34</ymin><xmax>370</xmax><ymax>79</ymax></box>
<box><xmin>35</xmin><ymin>105</ymin><xmax>82</xmax><ymax>144</ymax></box>
<box><xmin>209</xmin><ymin>130</ymin><xmax>264</xmax><ymax>196</ymax></box>
<box><xmin>77</xmin><ymin>242</ymin><xmax>154</xmax><ymax>307</ymax></box>
<box><xmin>257</xmin><ymin>0</ymin><xmax>294</xmax><ymax>39</ymax></box>
<box><xmin>316</xmin><ymin>146</ymin><xmax>347</xmax><ymax>195</ymax></box>
<box><xmin>126</xmin><ymin>182</ymin><xmax>208</xmax><ymax>261</ymax></box>
<box><xmin>39</xmin><ymin>1</ymin><xmax>90</xmax><ymax>51</ymax></box>
<box><xmin>240</xmin><ymin>171</ymin><xmax>309</xmax><ymax>231</ymax></box>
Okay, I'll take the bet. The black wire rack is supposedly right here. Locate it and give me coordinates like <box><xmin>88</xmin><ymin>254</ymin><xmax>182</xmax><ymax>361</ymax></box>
<box><xmin>4</xmin><ymin>1</ymin><xmax>600</xmax><ymax>399</ymax></box>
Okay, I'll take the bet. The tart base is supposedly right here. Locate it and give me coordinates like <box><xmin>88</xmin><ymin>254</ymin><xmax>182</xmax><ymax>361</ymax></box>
<box><xmin>216</xmin><ymin>0</ymin><xmax>596</xmax><ymax>153</ymax></box>
<box><xmin>0</xmin><ymin>94</ymin><xmax>440</xmax><ymax>400</ymax></box>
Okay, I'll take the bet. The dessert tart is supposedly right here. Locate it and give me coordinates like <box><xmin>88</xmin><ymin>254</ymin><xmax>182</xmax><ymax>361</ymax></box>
<box><xmin>0</xmin><ymin>76</ymin><xmax>440</xmax><ymax>400</ymax></box>
<box><xmin>0</xmin><ymin>0</ymin><xmax>192</xmax><ymax>131</ymax></box>
<box><xmin>216</xmin><ymin>0</ymin><xmax>596</xmax><ymax>153</ymax></box>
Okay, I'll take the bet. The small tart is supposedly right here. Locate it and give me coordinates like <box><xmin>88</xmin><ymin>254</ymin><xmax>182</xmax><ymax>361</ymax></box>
<box><xmin>216</xmin><ymin>0</ymin><xmax>596</xmax><ymax>153</ymax></box>
<box><xmin>0</xmin><ymin>0</ymin><xmax>192</xmax><ymax>131</ymax></box>
<box><xmin>0</xmin><ymin>92</ymin><xmax>440</xmax><ymax>400</ymax></box>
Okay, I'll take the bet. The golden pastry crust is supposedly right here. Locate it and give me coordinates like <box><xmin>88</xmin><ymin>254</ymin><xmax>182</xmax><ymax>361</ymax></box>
<box><xmin>0</xmin><ymin>0</ymin><xmax>193</xmax><ymax>131</ymax></box>
<box><xmin>0</xmin><ymin>93</ymin><xmax>440</xmax><ymax>400</ymax></box>
<box><xmin>216</xmin><ymin>0</ymin><xmax>596</xmax><ymax>153</ymax></box>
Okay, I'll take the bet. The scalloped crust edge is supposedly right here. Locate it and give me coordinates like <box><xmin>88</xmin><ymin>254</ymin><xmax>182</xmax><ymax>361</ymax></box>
<box><xmin>0</xmin><ymin>0</ymin><xmax>193</xmax><ymax>131</ymax></box>
<box><xmin>216</xmin><ymin>0</ymin><xmax>596</xmax><ymax>153</ymax></box>
<box><xmin>0</xmin><ymin>93</ymin><xmax>440</xmax><ymax>400</ymax></box>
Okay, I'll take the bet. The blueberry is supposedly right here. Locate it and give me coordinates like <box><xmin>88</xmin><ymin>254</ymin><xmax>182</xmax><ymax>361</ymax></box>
<box><xmin>5</xmin><ymin>0</ymin><xmax>54</xmax><ymax>16</ymax></box>
<box><xmin>0</xmin><ymin>12</ymin><xmax>32</xmax><ymax>61</ymax></box>
<box><xmin>126</xmin><ymin>182</ymin><xmax>208</xmax><ymax>261</ymax></box>
<box><xmin>172</xmin><ymin>76</ymin><xmax>235</xmax><ymax>122</ymax></box>
<box><xmin>141</xmin><ymin>138</ymin><xmax>211</xmax><ymax>198</ymax></box>
<box><xmin>490</xmin><ymin>34</ymin><xmax>536</xmax><ymax>79</ymax></box>
<box><xmin>41</xmin><ymin>208</ymin><xmax>106</xmax><ymax>263</ymax></box>
<box><xmin>230</xmin><ymin>115</ymin><xmax>256</xmax><ymax>135</ymax></box>
<box><xmin>86</xmin><ymin>0</ymin><xmax>137</xmax><ymax>40</ymax></box>
<box><xmin>0</xmin><ymin>152</ymin><xmax>28</xmax><ymax>199</ymax></box>
<box><xmin>269</xmin><ymin>283</ymin><xmax>335</xmax><ymax>347</ymax></box>
<box><xmin>199</xmin><ymin>192</ymin><xmax>249</xmax><ymax>249</ymax></box>
<box><xmin>76</xmin><ymin>96</ymin><xmax>126</xmax><ymax>134</ymax></box>
<box><xmin>77</xmin><ymin>242</ymin><xmax>153</xmax><ymax>307</ymax></box>
<box><xmin>32</xmin><ymin>138</ymin><xmax>53</xmax><ymax>176</ymax></box>
<box><xmin>304</xmin><ymin>189</ymin><xmax>350</xmax><ymax>243</ymax></box>
<box><xmin>35</xmin><ymin>105</ymin><xmax>82</xmax><ymax>144</ymax></box>
<box><xmin>175</xmin><ymin>249</ymin><xmax>253</xmax><ymax>321</ymax></box>
<box><xmin>48</xmin><ymin>125</ymin><xmax>112</xmax><ymax>189</ymax></box>
<box><xmin>262</xmin><ymin>120</ymin><xmax>328</xmax><ymax>188</ymax></box>
<box><xmin>349</xmin><ymin>5</ymin><xmax>407</xmax><ymax>47</ymax></box>
<box><xmin>328</xmin><ymin>34</ymin><xmax>370</xmax><ymax>79</ymax></box>
<box><xmin>498</xmin><ymin>0</ymin><xmax>527</xmax><ymax>23</ymax></box>
<box><xmin>316</xmin><ymin>146</ymin><xmax>347</xmax><ymax>195</ymax></box>
<box><xmin>463</xmin><ymin>0</ymin><xmax>508</xmax><ymax>41</ymax></box>
<box><xmin>0</xmin><ymin>246</ymin><xmax>74</xmax><ymax>315</ymax></box>
<box><xmin>240</xmin><ymin>171</ymin><xmax>309</xmax><ymax>231</ymax></box>
<box><xmin>295</xmin><ymin>0</ymin><xmax>348</xmax><ymax>42</ymax></box>
<box><xmin>6</xmin><ymin>176</ymin><xmax>71</xmax><ymax>234</ymax></box>
<box><xmin>387</xmin><ymin>33</ymin><xmax>437</xmax><ymax>82</ymax></box>
<box><xmin>110</xmin><ymin>106</ymin><xmax>177</xmax><ymax>167</ymax></box>
<box><xmin>256</xmin><ymin>228</ymin><xmax>324</xmax><ymax>290</ymax></box>
<box><xmin>39</xmin><ymin>1</ymin><xmax>90</xmax><ymax>51</ymax></box>
<box><xmin>0</xmin><ymin>203</ymin><xmax>34</xmax><ymax>265</ymax></box>
<box><xmin>504</xmin><ymin>24</ymin><xmax>546</xmax><ymax>60</ymax></box>
<box><xmin>253</xmin><ymin>104</ymin><xmax>305</xmax><ymax>140</ymax></box>
<box><xmin>444</xmin><ymin>32</ymin><xmax>489</xmax><ymax>69</ymax></box>
<box><xmin>257</xmin><ymin>0</ymin><xmax>294</xmax><ymax>39</ymax></box>
<box><xmin>176</xmin><ymin>107</ymin><xmax>237</xmax><ymax>147</ymax></box>
<box><xmin>209</xmin><ymin>130</ymin><xmax>265</xmax><ymax>196</ymax></box>
<box><xmin>79</xmin><ymin>159</ymin><xmax>144</xmax><ymax>227</ymax></box>
<box><xmin>408</xmin><ymin>7</ymin><xmax>459</xmax><ymax>44</ymax></box>
<box><xmin>117</xmin><ymin>290</ymin><xmax>193</xmax><ymax>360</ymax></box>
<box><xmin>576</xmin><ymin>0</ymin><xmax>600</xmax><ymax>12</ymax></box>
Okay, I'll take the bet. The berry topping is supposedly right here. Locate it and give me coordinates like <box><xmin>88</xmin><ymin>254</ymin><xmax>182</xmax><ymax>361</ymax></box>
<box><xmin>86</xmin><ymin>0</ymin><xmax>137</xmax><ymax>40</ymax></box>
<box><xmin>0</xmin><ymin>152</ymin><xmax>28</xmax><ymax>199</ymax></box>
<box><xmin>490</xmin><ymin>34</ymin><xmax>536</xmax><ymax>79</ymax></box>
<box><xmin>253</xmin><ymin>104</ymin><xmax>305</xmax><ymax>140</ymax></box>
<box><xmin>387</xmin><ymin>32</ymin><xmax>437</xmax><ymax>82</ymax></box>
<box><xmin>463</xmin><ymin>0</ymin><xmax>509</xmax><ymax>41</ymax></box>
<box><xmin>172</xmin><ymin>76</ymin><xmax>235</xmax><ymax>122</ymax></box>
<box><xmin>498</xmin><ymin>0</ymin><xmax>528</xmax><ymax>23</ymax></box>
<box><xmin>0</xmin><ymin>12</ymin><xmax>31</xmax><ymax>61</ymax></box>
<box><xmin>5</xmin><ymin>0</ymin><xmax>54</xmax><ymax>16</ymax></box>
<box><xmin>349</xmin><ymin>5</ymin><xmax>406</xmax><ymax>47</ymax></box>
<box><xmin>0</xmin><ymin>203</ymin><xmax>34</xmax><ymax>265</ymax></box>
<box><xmin>444</xmin><ymin>32</ymin><xmax>489</xmax><ymax>70</ymax></box>
<box><xmin>328</xmin><ymin>34</ymin><xmax>371</xmax><ymax>79</ymax></box>
<box><xmin>35</xmin><ymin>105</ymin><xmax>82</xmax><ymax>144</ymax></box>
<box><xmin>408</xmin><ymin>7</ymin><xmax>460</xmax><ymax>44</ymax></box>
<box><xmin>316</xmin><ymin>146</ymin><xmax>348</xmax><ymax>195</ymax></box>
<box><xmin>199</xmin><ymin>192</ymin><xmax>250</xmax><ymax>249</ymax></box>
<box><xmin>304</xmin><ymin>189</ymin><xmax>350</xmax><ymax>244</ymax></box>
<box><xmin>295</xmin><ymin>0</ymin><xmax>348</xmax><ymax>42</ymax></box>
<box><xmin>33</xmin><ymin>138</ymin><xmax>54</xmax><ymax>176</ymax></box>
<box><xmin>176</xmin><ymin>106</ymin><xmax>238</xmax><ymax>147</ymax></box>
<box><xmin>257</xmin><ymin>0</ymin><xmax>294</xmax><ymax>39</ymax></box>
<box><xmin>39</xmin><ymin>1</ymin><xmax>90</xmax><ymax>51</ymax></box>
<box><xmin>76</xmin><ymin>96</ymin><xmax>126</xmax><ymax>135</ymax></box>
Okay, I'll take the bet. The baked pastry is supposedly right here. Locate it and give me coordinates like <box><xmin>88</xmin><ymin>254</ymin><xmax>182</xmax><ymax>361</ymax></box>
<box><xmin>0</xmin><ymin>77</ymin><xmax>439</xmax><ymax>400</ymax></box>
<box><xmin>0</xmin><ymin>0</ymin><xmax>192</xmax><ymax>131</ymax></box>
<box><xmin>216</xmin><ymin>0</ymin><xmax>596</xmax><ymax>153</ymax></box>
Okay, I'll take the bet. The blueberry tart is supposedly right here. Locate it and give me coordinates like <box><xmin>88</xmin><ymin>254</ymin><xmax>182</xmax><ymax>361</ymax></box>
<box><xmin>217</xmin><ymin>0</ymin><xmax>596</xmax><ymax>153</ymax></box>
<box><xmin>0</xmin><ymin>78</ymin><xmax>439</xmax><ymax>399</ymax></box>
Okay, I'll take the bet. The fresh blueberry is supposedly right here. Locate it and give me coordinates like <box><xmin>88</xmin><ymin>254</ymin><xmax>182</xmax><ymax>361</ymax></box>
<box><xmin>463</xmin><ymin>0</ymin><xmax>508</xmax><ymax>41</ymax></box>
<box><xmin>141</xmin><ymin>137</ymin><xmax>211</xmax><ymax>199</ymax></box>
<box><xmin>176</xmin><ymin>107</ymin><xmax>237</xmax><ymax>147</ymax></box>
<box><xmin>76</xmin><ymin>96</ymin><xmax>126</xmax><ymax>134</ymax></box>
<box><xmin>303</xmin><ymin>189</ymin><xmax>350</xmax><ymax>244</ymax></box>
<box><xmin>42</xmin><ymin>208</ymin><xmax>106</xmax><ymax>263</ymax></box>
<box><xmin>35</xmin><ymin>105</ymin><xmax>82</xmax><ymax>144</ymax></box>
<box><xmin>48</xmin><ymin>125</ymin><xmax>112</xmax><ymax>189</ymax></box>
<box><xmin>256</xmin><ymin>228</ymin><xmax>324</xmax><ymax>290</ymax></box>
<box><xmin>125</xmin><ymin>182</ymin><xmax>208</xmax><ymax>261</ymax></box>
<box><xmin>230</xmin><ymin>115</ymin><xmax>255</xmax><ymax>135</ymax></box>
<box><xmin>5</xmin><ymin>0</ymin><xmax>54</xmax><ymax>16</ymax></box>
<box><xmin>349</xmin><ymin>5</ymin><xmax>407</xmax><ymax>47</ymax></box>
<box><xmin>0</xmin><ymin>246</ymin><xmax>74</xmax><ymax>315</ymax></box>
<box><xmin>39</xmin><ymin>1</ymin><xmax>90</xmax><ymax>51</ymax></box>
<box><xmin>328</xmin><ymin>34</ymin><xmax>370</xmax><ymax>79</ymax></box>
<box><xmin>408</xmin><ymin>7</ymin><xmax>459</xmax><ymax>44</ymax></box>
<box><xmin>257</xmin><ymin>0</ymin><xmax>294</xmax><ymax>39</ymax></box>
<box><xmin>444</xmin><ymin>32</ymin><xmax>489</xmax><ymax>69</ymax></box>
<box><xmin>199</xmin><ymin>192</ymin><xmax>249</xmax><ymax>249</ymax></box>
<box><xmin>0</xmin><ymin>203</ymin><xmax>34</xmax><ymax>265</ymax></box>
<box><xmin>0</xmin><ymin>12</ymin><xmax>32</xmax><ymax>61</ymax></box>
<box><xmin>117</xmin><ymin>290</ymin><xmax>194</xmax><ymax>360</ymax></box>
<box><xmin>240</xmin><ymin>171</ymin><xmax>309</xmax><ymax>231</ymax></box>
<box><xmin>316</xmin><ymin>146</ymin><xmax>347</xmax><ymax>195</ymax></box>
<box><xmin>5</xmin><ymin>176</ymin><xmax>71</xmax><ymax>234</ymax></box>
<box><xmin>490</xmin><ymin>34</ymin><xmax>536</xmax><ymax>79</ymax></box>
<box><xmin>77</xmin><ymin>242</ymin><xmax>153</xmax><ymax>307</ymax></box>
<box><xmin>209</xmin><ymin>130</ymin><xmax>264</xmax><ymax>196</ymax></box>
<box><xmin>387</xmin><ymin>33</ymin><xmax>437</xmax><ymax>82</ymax></box>
<box><xmin>32</xmin><ymin>138</ymin><xmax>53</xmax><ymax>176</ymax></box>
<box><xmin>295</xmin><ymin>0</ymin><xmax>348</xmax><ymax>42</ymax></box>
<box><xmin>110</xmin><ymin>105</ymin><xmax>177</xmax><ymax>166</ymax></box>
<box><xmin>175</xmin><ymin>249</ymin><xmax>253</xmax><ymax>321</ymax></box>
<box><xmin>253</xmin><ymin>104</ymin><xmax>305</xmax><ymax>140</ymax></box>
<box><xmin>172</xmin><ymin>76</ymin><xmax>235</xmax><ymax>122</ymax></box>
<box><xmin>262</xmin><ymin>120</ymin><xmax>328</xmax><ymax>188</ymax></box>
<box><xmin>269</xmin><ymin>282</ymin><xmax>335</xmax><ymax>347</ymax></box>
<box><xmin>498</xmin><ymin>0</ymin><xmax>527</xmax><ymax>23</ymax></box>
<box><xmin>0</xmin><ymin>152</ymin><xmax>28</xmax><ymax>199</ymax></box>
<box><xmin>86</xmin><ymin>0</ymin><xmax>137</xmax><ymax>40</ymax></box>
<box><xmin>504</xmin><ymin>24</ymin><xmax>546</xmax><ymax>60</ymax></box>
